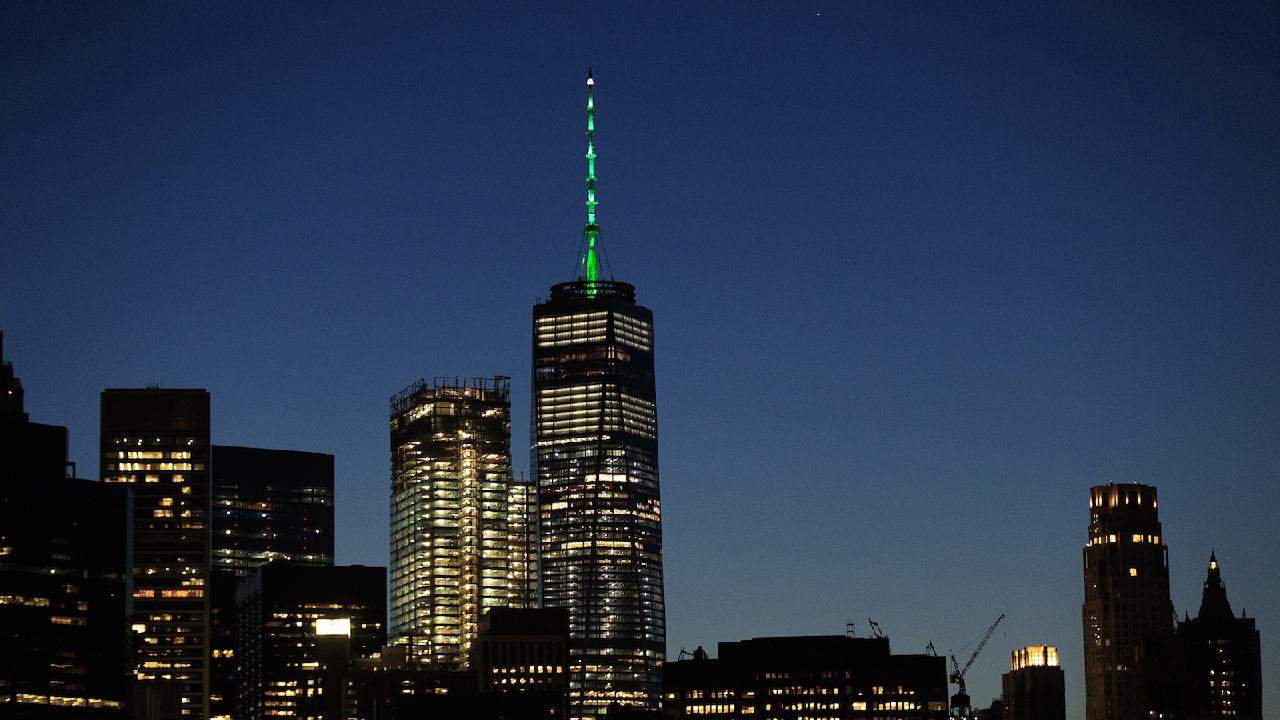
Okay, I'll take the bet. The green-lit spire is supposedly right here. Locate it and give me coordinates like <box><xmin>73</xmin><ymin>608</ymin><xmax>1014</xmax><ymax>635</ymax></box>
<box><xmin>577</xmin><ymin>67</ymin><xmax>604</xmax><ymax>293</ymax></box>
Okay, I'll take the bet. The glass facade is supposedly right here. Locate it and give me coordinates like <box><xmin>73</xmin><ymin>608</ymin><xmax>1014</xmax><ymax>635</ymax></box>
<box><xmin>208</xmin><ymin>445</ymin><xmax>336</xmax><ymax>719</ymax></box>
<box><xmin>389</xmin><ymin>377</ymin><xmax>535</xmax><ymax>668</ymax></box>
<box><xmin>211</xmin><ymin>446</ymin><xmax>335</xmax><ymax>573</ymax></box>
<box><xmin>101</xmin><ymin>389</ymin><xmax>211</xmax><ymax>718</ymax></box>
<box><xmin>533</xmin><ymin>281</ymin><xmax>665</xmax><ymax>718</ymax></box>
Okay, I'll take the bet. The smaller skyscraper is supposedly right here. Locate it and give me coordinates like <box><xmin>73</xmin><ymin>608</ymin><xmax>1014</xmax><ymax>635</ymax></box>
<box><xmin>234</xmin><ymin>563</ymin><xmax>385</xmax><ymax>720</ymax></box>
<box><xmin>208</xmin><ymin>445</ymin><xmax>336</xmax><ymax>719</ymax></box>
<box><xmin>1173</xmin><ymin>554</ymin><xmax>1262</xmax><ymax>720</ymax></box>
<box><xmin>0</xmin><ymin>478</ymin><xmax>131</xmax><ymax>718</ymax></box>
<box><xmin>211</xmin><ymin>445</ymin><xmax>335</xmax><ymax>573</ymax></box>
<box><xmin>1001</xmin><ymin>646</ymin><xmax>1065</xmax><ymax>720</ymax></box>
<box><xmin>389</xmin><ymin>377</ymin><xmax>535</xmax><ymax>668</ymax></box>
<box><xmin>1082</xmin><ymin>482</ymin><xmax>1173</xmax><ymax>720</ymax></box>
<box><xmin>101</xmin><ymin>388</ymin><xmax>212</xmax><ymax>718</ymax></box>
<box><xmin>0</xmin><ymin>335</ymin><xmax>132</xmax><ymax>717</ymax></box>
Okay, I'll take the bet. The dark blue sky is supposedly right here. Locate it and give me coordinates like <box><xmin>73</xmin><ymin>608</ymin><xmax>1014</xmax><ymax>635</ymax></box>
<box><xmin>3</xmin><ymin>3</ymin><xmax>1277</xmax><ymax>716</ymax></box>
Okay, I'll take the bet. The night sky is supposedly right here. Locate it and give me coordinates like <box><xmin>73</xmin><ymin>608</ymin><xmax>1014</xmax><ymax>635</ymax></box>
<box><xmin>3</xmin><ymin>3</ymin><xmax>1278</xmax><ymax>717</ymax></box>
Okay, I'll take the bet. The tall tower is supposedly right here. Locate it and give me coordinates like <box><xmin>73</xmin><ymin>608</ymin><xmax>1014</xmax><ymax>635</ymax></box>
<box><xmin>1175</xmin><ymin>553</ymin><xmax>1263</xmax><ymax>719</ymax></box>
<box><xmin>533</xmin><ymin>70</ymin><xmax>665</xmax><ymax>718</ymax></box>
<box><xmin>389</xmin><ymin>377</ymin><xmax>535</xmax><ymax>668</ymax></box>
<box><xmin>1081</xmin><ymin>483</ymin><xmax>1173</xmax><ymax>720</ymax></box>
<box><xmin>101</xmin><ymin>388</ymin><xmax>212</xmax><ymax>718</ymax></box>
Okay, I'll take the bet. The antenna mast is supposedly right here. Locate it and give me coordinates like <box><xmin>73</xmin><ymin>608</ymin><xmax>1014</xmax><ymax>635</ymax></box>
<box><xmin>577</xmin><ymin>68</ymin><xmax>605</xmax><ymax>293</ymax></box>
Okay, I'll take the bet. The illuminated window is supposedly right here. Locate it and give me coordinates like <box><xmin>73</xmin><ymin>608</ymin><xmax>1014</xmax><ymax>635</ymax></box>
<box><xmin>315</xmin><ymin>618</ymin><xmax>351</xmax><ymax>636</ymax></box>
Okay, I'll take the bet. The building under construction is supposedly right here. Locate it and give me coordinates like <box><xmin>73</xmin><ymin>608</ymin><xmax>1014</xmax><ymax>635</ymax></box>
<box><xmin>389</xmin><ymin>376</ymin><xmax>536</xmax><ymax>668</ymax></box>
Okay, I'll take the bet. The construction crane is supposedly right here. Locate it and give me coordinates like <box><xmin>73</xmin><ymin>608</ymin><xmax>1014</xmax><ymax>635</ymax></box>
<box><xmin>948</xmin><ymin>614</ymin><xmax>1005</xmax><ymax>719</ymax></box>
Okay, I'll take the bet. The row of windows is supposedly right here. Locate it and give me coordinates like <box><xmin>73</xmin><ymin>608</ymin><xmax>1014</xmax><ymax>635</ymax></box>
<box><xmin>1088</xmin><ymin>533</ymin><xmax>1161</xmax><ymax>546</ymax></box>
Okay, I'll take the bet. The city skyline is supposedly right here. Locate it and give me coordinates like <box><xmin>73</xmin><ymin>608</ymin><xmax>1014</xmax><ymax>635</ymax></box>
<box><xmin>3</xmin><ymin>4</ymin><xmax>1278</xmax><ymax>718</ymax></box>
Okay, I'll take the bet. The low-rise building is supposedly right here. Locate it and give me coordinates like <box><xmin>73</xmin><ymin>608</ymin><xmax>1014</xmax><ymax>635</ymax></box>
<box><xmin>235</xmin><ymin>563</ymin><xmax>385</xmax><ymax>720</ymax></box>
<box><xmin>663</xmin><ymin>634</ymin><xmax>949</xmax><ymax>719</ymax></box>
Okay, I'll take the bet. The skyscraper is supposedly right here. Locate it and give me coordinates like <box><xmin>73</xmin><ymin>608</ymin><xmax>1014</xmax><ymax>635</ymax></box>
<box><xmin>389</xmin><ymin>377</ymin><xmax>536</xmax><ymax>668</ymax></box>
<box><xmin>1173</xmin><ymin>553</ymin><xmax>1262</xmax><ymax>719</ymax></box>
<box><xmin>208</xmin><ymin>445</ymin><xmax>336</xmax><ymax>719</ymax></box>
<box><xmin>1081</xmin><ymin>482</ymin><xmax>1173</xmax><ymax>720</ymax></box>
<box><xmin>211</xmin><ymin>445</ymin><xmax>335</xmax><ymax>573</ymax></box>
<box><xmin>1</xmin><ymin>336</ymin><xmax>131</xmax><ymax>718</ymax></box>
<box><xmin>1001</xmin><ymin>645</ymin><xmax>1065</xmax><ymax>720</ymax></box>
<box><xmin>101</xmin><ymin>389</ymin><xmax>212</xmax><ymax>718</ymax></box>
<box><xmin>533</xmin><ymin>70</ymin><xmax>665</xmax><ymax>718</ymax></box>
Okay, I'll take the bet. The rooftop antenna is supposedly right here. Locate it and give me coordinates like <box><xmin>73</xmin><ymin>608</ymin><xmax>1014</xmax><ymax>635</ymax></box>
<box><xmin>576</xmin><ymin>67</ymin><xmax>610</xmax><ymax>294</ymax></box>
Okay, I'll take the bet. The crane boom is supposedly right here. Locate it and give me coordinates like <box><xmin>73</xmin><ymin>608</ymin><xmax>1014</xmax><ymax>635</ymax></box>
<box><xmin>960</xmin><ymin>613</ymin><xmax>1004</xmax><ymax>677</ymax></box>
<box><xmin>947</xmin><ymin>614</ymin><xmax>1005</xmax><ymax>719</ymax></box>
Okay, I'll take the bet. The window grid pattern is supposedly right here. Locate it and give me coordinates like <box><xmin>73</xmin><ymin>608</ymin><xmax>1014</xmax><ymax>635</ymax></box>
<box><xmin>533</xmin><ymin>299</ymin><xmax>665</xmax><ymax>719</ymax></box>
<box><xmin>389</xmin><ymin>380</ymin><xmax>535</xmax><ymax>669</ymax></box>
<box><xmin>100</xmin><ymin>390</ymin><xmax>211</xmax><ymax>718</ymax></box>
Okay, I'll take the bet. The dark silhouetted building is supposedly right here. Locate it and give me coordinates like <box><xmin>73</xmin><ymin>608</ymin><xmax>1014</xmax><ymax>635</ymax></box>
<box><xmin>1</xmin><ymin>332</ymin><xmax>25</xmax><ymax>420</ymax></box>
<box><xmin>1173</xmin><ymin>554</ymin><xmax>1262</xmax><ymax>720</ymax></box>
<box><xmin>345</xmin><ymin>609</ymin><xmax>570</xmax><ymax>720</ymax></box>
<box><xmin>211</xmin><ymin>445</ymin><xmax>334</xmax><ymax>573</ymax></box>
<box><xmin>476</xmin><ymin>607</ymin><xmax>569</xmax><ymax>717</ymax></box>
<box><xmin>1001</xmin><ymin>645</ymin><xmax>1064</xmax><ymax>720</ymax></box>
<box><xmin>1082</xmin><ymin>483</ymin><xmax>1173</xmax><ymax>720</ymax></box>
<box><xmin>346</xmin><ymin>652</ymin><xmax>480</xmax><ymax>720</ymax></box>
<box><xmin>1</xmin><ymin>333</ymin><xmax>69</xmax><ymax>481</ymax></box>
<box><xmin>389</xmin><ymin>377</ymin><xmax>535</xmax><ymax>668</ymax></box>
<box><xmin>534</xmin><ymin>71</ymin><xmax>665</xmax><ymax>719</ymax></box>
<box><xmin>975</xmin><ymin>700</ymin><xmax>1004</xmax><ymax>720</ymax></box>
<box><xmin>662</xmin><ymin>635</ymin><xmax>949</xmax><ymax>719</ymax></box>
<box><xmin>235</xmin><ymin>563</ymin><xmax>385</xmax><ymax>720</ymax></box>
<box><xmin>0</xmin><ymin>334</ymin><xmax>131</xmax><ymax>717</ymax></box>
<box><xmin>101</xmin><ymin>388</ymin><xmax>211</xmax><ymax>718</ymax></box>
<box><xmin>0</xmin><ymin>478</ymin><xmax>132</xmax><ymax>719</ymax></box>
<box><xmin>208</xmin><ymin>445</ymin><xmax>335</xmax><ymax>719</ymax></box>
<box><xmin>209</xmin><ymin>576</ymin><xmax>237</xmax><ymax>720</ymax></box>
